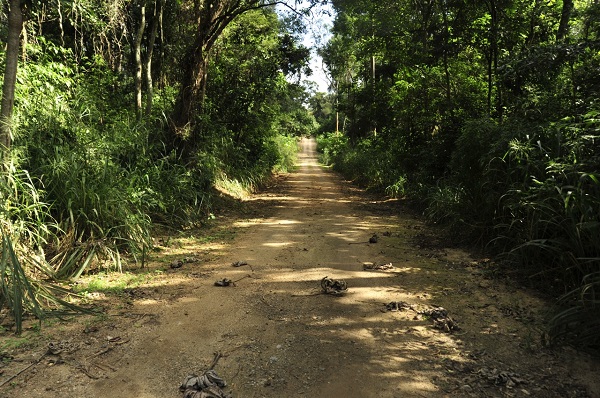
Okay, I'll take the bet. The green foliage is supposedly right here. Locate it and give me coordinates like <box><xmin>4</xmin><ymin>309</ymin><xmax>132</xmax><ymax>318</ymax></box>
<box><xmin>270</xmin><ymin>134</ymin><xmax>299</xmax><ymax>173</ymax></box>
<box><xmin>316</xmin><ymin>132</ymin><xmax>348</xmax><ymax>166</ymax></box>
<box><xmin>11</xmin><ymin>44</ymin><xmax>151</xmax><ymax>276</ymax></box>
<box><xmin>316</xmin><ymin>132</ymin><xmax>407</xmax><ymax>193</ymax></box>
<box><xmin>198</xmin><ymin>8</ymin><xmax>308</xmax><ymax>188</ymax></box>
<box><xmin>73</xmin><ymin>271</ymin><xmax>159</xmax><ymax>296</ymax></box>
<box><xmin>0</xmin><ymin>165</ymin><xmax>89</xmax><ymax>334</ymax></box>
<box><xmin>132</xmin><ymin>150</ymin><xmax>215</xmax><ymax>226</ymax></box>
<box><xmin>0</xmin><ymin>0</ymin><xmax>312</xmax><ymax>333</ymax></box>
<box><xmin>424</xmin><ymin>184</ymin><xmax>466</xmax><ymax>227</ymax></box>
<box><xmin>497</xmin><ymin>114</ymin><xmax>600</xmax><ymax>283</ymax></box>
<box><xmin>320</xmin><ymin>0</ymin><xmax>600</xmax><ymax>352</ymax></box>
<box><xmin>385</xmin><ymin>176</ymin><xmax>407</xmax><ymax>198</ymax></box>
<box><xmin>40</xmin><ymin>150</ymin><xmax>152</xmax><ymax>277</ymax></box>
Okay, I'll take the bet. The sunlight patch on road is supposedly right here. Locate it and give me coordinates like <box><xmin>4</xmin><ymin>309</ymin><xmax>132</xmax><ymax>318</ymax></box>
<box><xmin>324</xmin><ymin>317</ymin><xmax>400</xmax><ymax>328</ymax></box>
<box><xmin>386</xmin><ymin>375</ymin><xmax>438</xmax><ymax>393</ymax></box>
<box><xmin>269</xmin><ymin>219</ymin><xmax>302</xmax><ymax>225</ymax></box>
<box><xmin>262</xmin><ymin>241</ymin><xmax>297</xmax><ymax>248</ymax></box>
<box><xmin>232</xmin><ymin>219</ymin><xmax>265</xmax><ymax>228</ymax></box>
<box><xmin>232</xmin><ymin>217</ymin><xmax>303</xmax><ymax>228</ymax></box>
<box><xmin>135</xmin><ymin>299</ymin><xmax>162</xmax><ymax>306</ymax></box>
<box><xmin>264</xmin><ymin>269</ymin><xmax>403</xmax><ymax>284</ymax></box>
<box><xmin>335</xmin><ymin>286</ymin><xmax>414</xmax><ymax>302</ymax></box>
<box><xmin>245</xmin><ymin>195</ymin><xmax>303</xmax><ymax>202</ymax></box>
<box><xmin>177</xmin><ymin>296</ymin><xmax>201</xmax><ymax>304</ymax></box>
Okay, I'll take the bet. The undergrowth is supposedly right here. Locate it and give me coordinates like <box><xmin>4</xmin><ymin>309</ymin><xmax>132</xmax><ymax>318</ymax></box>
<box><xmin>0</xmin><ymin>39</ymin><xmax>301</xmax><ymax>334</ymax></box>
<box><xmin>316</xmin><ymin>110</ymin><xmax>600</xmax><ymax>353</ymax></box>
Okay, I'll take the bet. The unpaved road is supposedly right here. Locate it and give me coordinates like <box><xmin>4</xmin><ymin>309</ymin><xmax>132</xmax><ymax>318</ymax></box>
<box><xmin>1</xmin><ymin>138</ymin><xmax>599</xmax><ymax>397</ymax></box>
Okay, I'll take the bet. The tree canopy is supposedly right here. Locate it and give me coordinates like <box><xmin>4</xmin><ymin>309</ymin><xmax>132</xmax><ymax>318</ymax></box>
<box><xmin>312</xmin><ymin>0</ymin><xmax>600</xmax><ymax>351</ymax></box>
<box><xmin>0</xmin><ymin>0</ymin><xmax>318</xmax><ymax>332</ymax></box>
<box><xmin>1</xmin><ymin>0</ymin><xmax>599</xmax><ymax>351</ymax></box>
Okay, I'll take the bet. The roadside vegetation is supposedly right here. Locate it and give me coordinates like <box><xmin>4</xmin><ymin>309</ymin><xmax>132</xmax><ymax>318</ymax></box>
<box><xmin>0</xmin><ymin>1</ymin><xmax>316</xmax><ymax>334</ymax></box>
<box><xmin>1</xmin><ymin>0</ymin><xmax>598</xmax><ymax>356</ymax></box>
<box><xmin>311</xmin><ymin>0</ymin><xmax>599</xmax><ymax>353</ymax></box>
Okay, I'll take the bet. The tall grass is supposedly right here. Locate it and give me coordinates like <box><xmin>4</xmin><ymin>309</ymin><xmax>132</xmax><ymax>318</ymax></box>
<box><xmin>458</xmin><ymin>114</ymin><xmax>600</xmax><ymax>350</ymax></box>
<box><xmin>214</xmin><ymin>134</ymin><xmax>300</xmax><ymax>197</ymax></box>
<box><xmin>38</xmin><ymin>150</ymin><xmax>152</xmax><ymax>276</ymax></box>
<box><xmin>316</xmin><ymin>132</ymin><xmax>407</xmax><ymax>193</ymax></box>
<box><xmin>270</xmin><ymin>134</ymin><xmax>298</xmax><ymax>173</ymax></box>
<box><xmin>548</xmin><ymin>272</ymin><xmax>600</xmax><ymax>351</ymax></box>
<box><xmin>0</xmin><ymin>163</ymin><xmax>88</xmax><ymax>333</ymax></box>
<box><xmin>317</xmin><ymin>112</ymin><xmax>600</xmax><ymax>351</ymax></box>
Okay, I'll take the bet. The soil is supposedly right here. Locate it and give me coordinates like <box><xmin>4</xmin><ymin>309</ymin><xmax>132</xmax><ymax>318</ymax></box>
<box><xmin>1</xmin><ymin>138</ymin><xmax>599</xmax><ymax>398</ymax></box>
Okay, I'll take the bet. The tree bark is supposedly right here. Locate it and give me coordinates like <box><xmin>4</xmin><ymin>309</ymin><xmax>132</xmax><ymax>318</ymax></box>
<box><xmin>441</xmin><ymin>1</ymin><xmax>452</xmax><ymax>108</ymax></box>
<box><xmin>485</xmin><ymin>0</ymin><xmax>501</xmax><ymax>120</ymax></box>
<box><xmin>144</xmin><ymin>0</ymin><xmax>162</xmax><ymax>116</ymax></box>
<box><xmin>134</xmin><ymin>3</ymin><xmax>146</xmax><ymax>119</ymax></box>
<box><xmin>169</xmin><ymin>0</ymin><xmax>295</xmax><ymax>156</ymax></box>
<box><xmin>557</xmin><ymin>0</ymin><xmax>574</xmax><ymax>42</ymax></box>
<box><xmin>171</xmin><ymin>5</ymin><xmax>230</xmax><ymax>135</ymax></box>
<box><xmin>0</xmin><ymin>0</ymin><xmax>24</xmax><ymax>155</ymax></box>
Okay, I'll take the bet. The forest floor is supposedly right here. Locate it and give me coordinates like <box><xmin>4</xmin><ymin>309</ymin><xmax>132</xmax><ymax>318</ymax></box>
<box><xmin>1</xmin><ymin>138</ymin><xmax>599</xmax><ymax>398</ymax></box>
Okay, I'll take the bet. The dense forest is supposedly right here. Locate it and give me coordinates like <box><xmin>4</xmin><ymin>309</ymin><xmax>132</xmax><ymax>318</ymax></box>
<box><xmin>0</xmin><ymin>0</ymin><xmax>318</xmax><ymax>332</ymax></box>
<box><xmin>312</xmin><ymin>0</ymin><xmax>599</xmax><ymax>352</ymax></box>
<box><xmin>0</xmin><ymin>0</ymin><xmax>598</xmax><ymax>353</ymax></box>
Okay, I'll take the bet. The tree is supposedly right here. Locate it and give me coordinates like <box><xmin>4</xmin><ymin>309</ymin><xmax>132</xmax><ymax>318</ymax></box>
<box><xmin>169</xmin><ymin>0</ymin><xmax>322</xmax><ymax>156</ymax></box>
<box><xmin>0</xmin><ymin>0</ymin><xmax>23</xmax><ymax>155</ymax></box>
<box><xmin>557</xmin><ymin>0</ymin><xmax>574</xmax><ymax>41</ymax></box>
<box><xmin>133</xmin><ymin>1</ymin><xmax>146</xmax><ymax>118</ymax></box>
<box><xmin>203</xmin><ymin>7</ymin><xmax>313</xmax><ymax>169</ymax></box>
<box><xmin>145</xmin><ymin>0</ymin><xmax>164</xmax><ymax>116</ymax></box>
<box><xmin>131</xmin><ymin>0</ymin><xmax>164</xmax><ymax>118</ymax></box>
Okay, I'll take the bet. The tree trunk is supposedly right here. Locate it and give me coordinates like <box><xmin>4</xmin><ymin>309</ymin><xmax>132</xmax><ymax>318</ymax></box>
<box><xmin>166</xmin><ymin>0</ymin><xmax>305</xmax><ymax>159</ymax></box>
<box><xmin>134</xmin><ymin>3</ymin><xmax>146</xmax><ymax>119</ymax></box>
<box><xmin>144</xmin><ymin>0</ymin><xmax>162</xmax><ymax>116</ymax></box>
<box><xmin>335</xmin><ymin>81</ymin><xmax>339</xmax><ymax>134</ymax></box>
<box><xmin>170</xmin><ymin>12</ymin><xmax>229</xmax><ymax>154</ymax></box>
<box><xmin>171</xmin><ymin>39</ymin><xmax>208</xmax><ymax>135</ymax></box>
<box><xmin>486</xmin><ymin>0</ymin><xmax>501</xmax><ymax>120</ymax></box>
<box><xmin>170</xmin><ymin>0</ymin><xmax>276</xmax><ymax>156</ymax></box>
<box><xmin>557</xmin><ymin>0</ymin><xmax>574</xmax><ymax>42</ymax></box>
<box><xmin>441</xmin><ymin>1</ymin><xmax>452</xmax><ymax>108</ymax></box>
<box><xmin>0</xmin><ymin>0</ymin><xmax>23</xmax><ymax>155</ymax></box>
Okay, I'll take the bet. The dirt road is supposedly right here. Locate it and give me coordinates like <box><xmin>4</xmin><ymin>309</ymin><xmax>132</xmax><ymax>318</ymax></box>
<box><xmin>1</xmin><ymin>138</ymin><xmax>598</xmax><ymax>397</ymax></box>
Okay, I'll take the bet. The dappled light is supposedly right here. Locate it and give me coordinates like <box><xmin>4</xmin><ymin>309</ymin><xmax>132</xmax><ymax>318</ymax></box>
<box><xmin>8</xmin><ymin>137</ymin><xmax>590</xmax><ymax>398</ymax></box>
<box><xmin>2</xmin><ymin>0</ymin><xmax>598</xmax><ymax>396</ymax></box>
<box><xmin>76</xmin><ymin>137</ymin><xmax>467</xmax><ymax>397</ymax></box>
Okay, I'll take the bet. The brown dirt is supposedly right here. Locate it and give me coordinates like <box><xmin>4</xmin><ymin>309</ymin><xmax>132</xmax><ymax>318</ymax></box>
<box><xmin>1</xmin><ymin>138</ymin><xmax>599</xmax><ymax>398</ymax></box>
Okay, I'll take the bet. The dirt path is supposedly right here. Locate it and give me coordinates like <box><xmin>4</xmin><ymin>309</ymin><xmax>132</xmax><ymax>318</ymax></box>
<box><xmin>1</xmin><ymin>138</ymin><xmax>599</xmax><ymax>397</ymax></box>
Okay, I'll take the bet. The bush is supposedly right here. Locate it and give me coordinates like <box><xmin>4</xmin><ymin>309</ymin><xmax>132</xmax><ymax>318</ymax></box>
<box><xmin>270</xmin><ymin>134</ymin><xmax>298</xmax><ymax>173</ymax></box>
<box><xmin>0</xmin><ymin>164</ymin><xmax>86</xmax><ymax>333</ymax></box>
<box><xmin>316</xmin><ymin>132</ymin><xmax>349</xmax><ymax>166</ymax></box>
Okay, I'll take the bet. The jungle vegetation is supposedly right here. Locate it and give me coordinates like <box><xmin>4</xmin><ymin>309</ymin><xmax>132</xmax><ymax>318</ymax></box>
<box><xmin>1</xmin><ymin>0</ymin><xmax>598</xmax><ymax>353</ymax></box>
<box><xmin>0</xmin><ymin>0</ymin><xmax>318</xmax><ymax>333</ymax></box>
<box><xmin>312</xmin><ymin>0</ymin><xmax>599</xmax><ymax>352</ymax></box>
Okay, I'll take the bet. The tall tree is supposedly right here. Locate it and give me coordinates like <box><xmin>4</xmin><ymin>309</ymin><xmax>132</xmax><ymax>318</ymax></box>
<box><xmin>133</xmin><ymin>1</ymin><xmax>146</xmax><ymax>118</ymax></box>
<box><xmin>0</xmin><ymin>0</ymin><xmax>24</xmax><ymax>155</ymax></box>
<box><xmin>169</xmin><ymin>0</ymin><xmax>321</xmax><ymax>156</ymax></box>
<box><xmin>557</xmin><ymin>0</ymin><xmax>574</xmax><ymax>41</ymax></box>
<box><xmin>145</xmin><ymin>0</ymin><xmax>164</xmax><ymax>116</ymax></box>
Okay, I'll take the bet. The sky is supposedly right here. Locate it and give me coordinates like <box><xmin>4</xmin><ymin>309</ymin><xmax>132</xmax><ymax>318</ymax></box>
<box><xmin>278</xmin><ymin>1</ymin><xmax>334</xmax><ymax>93</ymax></box>
<box><xmin>302</xmin><ymin>3</ymin><xmax>334</xmax><ymax>93</ymax></box>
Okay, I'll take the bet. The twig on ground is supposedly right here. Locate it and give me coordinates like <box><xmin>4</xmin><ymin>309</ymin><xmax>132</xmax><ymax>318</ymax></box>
<box><xmin>209</xmin><ymin>351</ymin><xmax>223</xmax><ymax>370</ymax></box>
<box><xmin>75</xmin><ymin>362</ymin><xmax>99</xmax><ymax>379</ymax></box>
<box><xmin>0</xmin><ymin>350</ymin><xmax>48</xmax><ymax>387</ymax></box>
<box><xmin>92</xmin><ymin>361</ymin><xmax>117</xmax><ymax>372</ymax></box>
<box><xmin>290</xmin><ymin>291</ymin><xmax>322</xmax><ymax>297</ymax></box>
<box><xmin>260</xmin><ymin>295</ymin><xmax>273</xmax><ymax>306</ymax></box>
<box><xmin>87</xmin><ymin>346</ymin><xmax>113</xmax><ymax>359</ymax></box>
<box><xmin>233</xmin><ymin>274</ymin><xmax>251</xmax><ymax>284</ymax></box>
